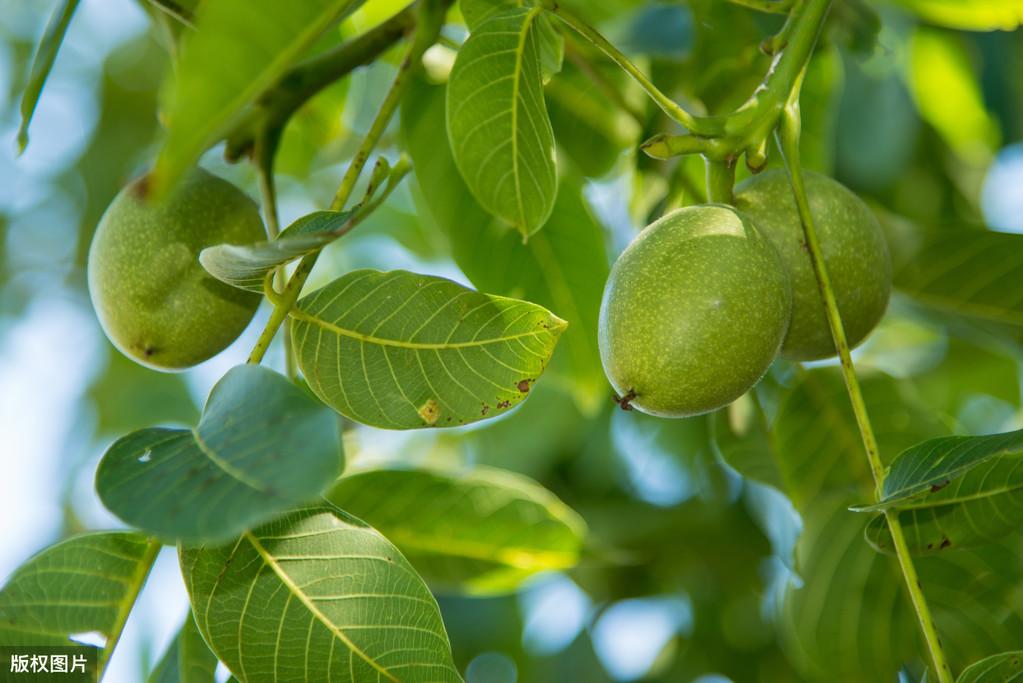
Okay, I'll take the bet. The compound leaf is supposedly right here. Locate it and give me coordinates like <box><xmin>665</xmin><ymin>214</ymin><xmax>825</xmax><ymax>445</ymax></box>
<box><xmin>291</xmin><ymin>269</ymin><xmax>566</xmax><ymax>429</ymax></box>
<box><xmin>328</xmin><ymin>467</ymin><xmax>586</xmax><ymax>594</ymax></box>
<box><xmin>180</xmin><ymin>505</ymin><xmax>461</xmax><ymax>683</ymax></box>
<box><xmin>96</xmin><ymin>365</ymin><xmax>342</xmax><ymax>543</ymax></box>
<box><xmin>447</xmin><ymin>6</ymin><xmax>558</xmax><ymax>238</ymax></box>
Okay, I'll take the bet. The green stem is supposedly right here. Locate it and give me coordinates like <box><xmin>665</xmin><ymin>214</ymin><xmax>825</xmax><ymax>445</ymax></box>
<box><xmin>145</xmin><ymin>0</ymin><xmax>195</xmax><ymax>28</ymax></box>
<box><xmin>226</xmin><ymin>6</ymin><xmax>416</xmax><ymax>161</ymax></box>
<box><xmin>563</xmin><ymin>36</ymin><xmax>645</xmax><ymax>125</ymax></box>
<box><xmin>247</xmin><ymin>1</ymin><xmax>447</xmax><ymax>365</ymax></box>
<box><xmin>98</xmin><ymin>539</ymin><xmax>160</xmax><ymax>679</ymax></box>
<box><xmin>776</xmin><ymin>101</ymin><xmax>954</xmax><ymax>683</ymax></box>
<box><xmin>253</xmin><ymin>130</ymin><xmax>296</xmax><ymax>379</ymax></box>
<box><xmin>705</xmin><ymin>158</ymin><xmax>736</xmax><ymax>203</ymax></box>
<box><xmin>542</xmin><ymin>1</ymin><xmax>714</xmax><ymax>134</ymax></box>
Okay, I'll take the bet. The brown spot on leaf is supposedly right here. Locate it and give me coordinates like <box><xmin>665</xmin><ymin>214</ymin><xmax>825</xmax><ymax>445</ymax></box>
<box><xmin>418</xmin><ymin>399</ymin><xmax>440</xmax><ymax>426</ymax></box>
<box><xmin>481</xmin><ymin>404</ymin><xmax>490</xmax><ymax>416</ymax></box>
<box><xmin>939</xmin><ymin>537</ymin><xmax>952</xmax><ymax>549</ymax></box>
<box><xmin>930</xmin><ymin>479</ymin><xmax>950</xmax><ymax>493</ymax></box>
<box><xmin>497</xmin><ymin>400</ymin><xmax>511</xmax><ymax>409</ymax></box>
<box><xmin>517</xmin><ymin>380</ymin><xmax>531</xmax><ymax>393</ymax></box>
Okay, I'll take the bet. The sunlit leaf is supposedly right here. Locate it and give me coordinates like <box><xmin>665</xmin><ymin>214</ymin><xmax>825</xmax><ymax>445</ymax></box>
<box><xmin>148</xmin><ymin>612</ymin><xmax>217</xmax><ymax>683</ymax></box>
<box><xmin>908</xmin><ymin>27</ymin><xmax>999</xmax><ymax>163</ymax></box>
<box><xmin>460</xmin><ymin>0</ymin><xmax>563</xmax><ymax>80</ymax></box>
<box><xmin>200</xmin><ymin>210</ymin><xmax>354</xmax><ymax>293</ymax></box>
<box><xmin>180</xmin><ymin>505</ymin><xmax>461</xmax><ymax>682</ymax></box>
<box><xmin>0</xmin><ymin>533</ymin><xmax>158</xmax><ymax>673</ymax></box>
<box><xmin>152</xmin><ymin>0</ymin><xmax>366</xmax><ymax>194</ymax></box>
<box><xmin>894</xmin><ymin>0</ymin><xmax>1023</xmax><ymax>31</ymax></box>
<box><xmin>957</xmin><ymin>651</ymin><xmax>1023</xmax><ymax>682</ymax></box>
<box><xmin>403</xmin><ymin>77</ymin><xmax>608</xmax><ymax>411</ymax></box>
<box><xmin>447</xmin><ymin>6</ymin><xmax>558</xmax><ymax>237</ymax></box>
<box><xmin>17</xmin><ymin>0</ymin><xmax>80</xmax><ymax>153</ymax></box>
<box><xmin>292</xmin><ymin>269</ymin><xmax>566</xmax><ymax>429</ymax></box>
<box><xmin>96</xmin><ymin>365</ymin><xmax>342</xmax><ymax>543</ymax></box>
<box><xmin>329</xmin><ymin>467</ymin><xmax>586</xmax><ymax>594</ymax></box>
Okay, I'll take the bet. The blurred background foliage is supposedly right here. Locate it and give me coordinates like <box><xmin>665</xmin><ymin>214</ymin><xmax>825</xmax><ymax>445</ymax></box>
<box><xmin>1</xmin><ymin>0</ymin><xmax>1022</xmax><ymax>681</ymax></box>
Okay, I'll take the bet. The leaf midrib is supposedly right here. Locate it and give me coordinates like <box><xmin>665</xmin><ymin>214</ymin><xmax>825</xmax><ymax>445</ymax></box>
<box><xmin>510</xmin><ymin>6</ymin><xmax>544</xmax><ymax>232</ymax></box>
<box><xmin>289</xmin><ymin>305</ymin><xmax>563</xmax><ymax>350</ymax></box>
<box><xmin>243</xmin><ymin>531</ymin><xmax>401</xmax><ymax>683</ymax></box>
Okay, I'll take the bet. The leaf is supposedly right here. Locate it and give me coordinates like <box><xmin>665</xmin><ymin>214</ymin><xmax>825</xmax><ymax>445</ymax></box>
<box><xmin>200</xmin><ymin>210</ymin><xmax>354</xmax><ymax>293</ymax></box>
<box><xmin>291</xmin><ymin>269</ymin><xmax>566</xmax><ymax>429</ymax></box>
<box><xmin>872</xmin><ymin>429</ymin><xmax>1023</xmax><ymax>506</ymax></box>
<box><xmin>920</xmin><ymin>535</ymin><xmax>1023</xmax><ymax>671</ymax></box>
<box><xmin>957</xmin><ymin>652</ymin><xmax>1023</xmax><ymax>682</ymax></box>
<box><xmin>327</xmin><ymin>467</ymin><xmax>587</xmax><ymax>594</ymax></box>
<box><xmin>778</xmin><ymin>495</ymin><xmax>921</xmax><ymax>681</ymax></box>
<box><xmin>894</xmin><ymin>228</ymin><xmax>1023</xmax><ymax>330</ymax></box>
<box><xmin>460</xmin><ymin>0</ymin><xmax>564</xmax><ymax>81</ymax></box>
<box><xmin>856</xmin><ymin>429</ymin><xmax>1023</xmax><ymax>554</ymax></box>
<box><xmin>17</xmin><ymin>0</ymin><xmax>80</xmax><ymax>153</ymax></box>
<box><xmin>149</xmin><ymin>612</ymin><xmax>217</xmax><ymax>683</ymax></box>
<box><xmin>180</xmin><ymin>505</ymin><xmax>461</xmax><ymax>683</ymax></box>
<box><xmin>447</xmin><ymin>6</ymin><xmax>558</xmax><ymax>238</ymax></box>
<box><xmin>894</xmin><ymin>0</ymin><xmax>1023</xmax><ymax>30</ymax></box>
<box><xmin>152</xmin><ymin>0</ymin><xmax>366</xmax><ymax>195</ymax></box>
<box><xmin>0</xmin><ymin>533</ymin><xmax>158</xmax><ymax>670</ymax></box>
<box><xmin>771</xmin><ymin>368</ymin><xmax>946</xmax><ymax>510</ymax></box>
<box><xmin>96</xmin><ymin>365</ymin><xmax>342</xmax><ymax>543</ymax></box>
<box><xmin>712</xmin><ymin>393</ymin><xmax>785</xmax><ymax>491</ymax></box>
<box><xmin>402</xmin><ymin>76</ymin><xmax>608</xmax><ymax>411</ymax></box>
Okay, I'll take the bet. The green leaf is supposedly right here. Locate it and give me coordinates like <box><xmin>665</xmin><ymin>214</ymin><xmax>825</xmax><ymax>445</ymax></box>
<box><xmin>712</xmin><ymin>393</ymin><xmax>785</xmax><ymax>491</ymax></box>
<box><xmin>291</xmin><ymin>269</ymin><xmax>566</xmax><ymax>429</ymax></box>
<box><xmin>778</xmin><ymin>495</ymin><xmax>920</xmax><ymax>681</ymax></box>
<box><xmin>447</xmin><ymin>6</ymin><xmax>558</xmax><ymax>238</ymax></box>
<box><xmin>180</xmin><ymin>505</ymin><xmax>461</xmax><ymax>683</ymax></box>
<box><xmin>895</xmin><ymin>229</ymin><xmax>1023</xmax><ymax>330</ymax></box>
<box><xmin>957</xmin><ymin>652</ymin><xmax>1023</xmax><ymax>682</ymax></box>
<box><xmin>16</xmin><ymin>0</ymin><xmax>80</xmax><ymax>153</ymax></box>
<box><xmin>200</xmin><ymin>210</ymin><xmax>354</xmax><ymax>293</ymax></box>
<box><xmin>856</xmin><ymin>429</ymin><xmax>1023</xmax><ymax>553</ymax></box>
<box><xmin>894</xmin><ymin>0</ymin><xmax>1023</xmax><ymax>30</ymax></box>
<box><xmin>0</xmin><ymin>533</ymin><xmax>158</xmax><ymax>673</ymax></box>
<box><xmin>461</xmin><ymin>0</ymin><xmax>519</xmax><ymax>30</ymax></box>
<box><xmin>96</xmin><ymin>365</ymin><xmax>342</xmax><ymax>543</ymax></box>
<box><xmin>327</xmin><ymin>467</ymin><xmax>586</xmax><ymax>594</ymax></box>
<box><xmin>460</xmin><ymin>0</ymin><xmax>563</xmax><ymax>81</ymax></box>
<box><xmin>771</xmin><ymin>368</ymin><xmax>946</xmax><ymax>510</ymax></box>
<box><xmin>402</xmin><ymin>76</ymin><xmax>608</xmax><ymax>411</ymax></box>
<box><xmin>148</xmin><ymin>612</ymin><xmax>217</xmax><ymax>683</ymax></box>
<box><xmin>873</xmin><ymin>429</ymin><xmax>1023</xmax><ymax>506</ymax></box>
<box><xmin>152</xmin><ymin>0</ymin><xmax>366</xmax><ymax>195</ymax></box>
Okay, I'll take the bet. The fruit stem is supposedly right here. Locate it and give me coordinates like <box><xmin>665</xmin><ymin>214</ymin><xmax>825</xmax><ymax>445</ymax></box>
<box><xmin>246</xmin><ymin>0</ymin><xmax>447</xmax><ymax>366</ymax></box>
<box><xmin>705</xmin><ymin>158</ymin><xmax>736</xmax><ymax>203</ymax></box>
<box><xmin>541</xmin><ymin>1</ymin><xmax>719</xmax><ymax>135</ymax></box>
<box><xmin>776</xmin><ymin>85</ymin><xmax>955</xmax><ymax>683</ymax></box>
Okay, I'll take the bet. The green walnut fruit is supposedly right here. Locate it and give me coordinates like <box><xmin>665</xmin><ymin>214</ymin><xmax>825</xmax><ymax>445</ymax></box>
<box><xmin>598</xmin><ymin>204</ymin><xmax>792</xmax><ymax>418</ymax></box>
<box><xmin>88</xmin><ymin>168</ymin><xmax>264</xmax><ymax>371</ymax></box>
<box><xmin>734</xmin><ymin>169</ymin><xmax>891</xmax><ymax>361</ymax></box>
